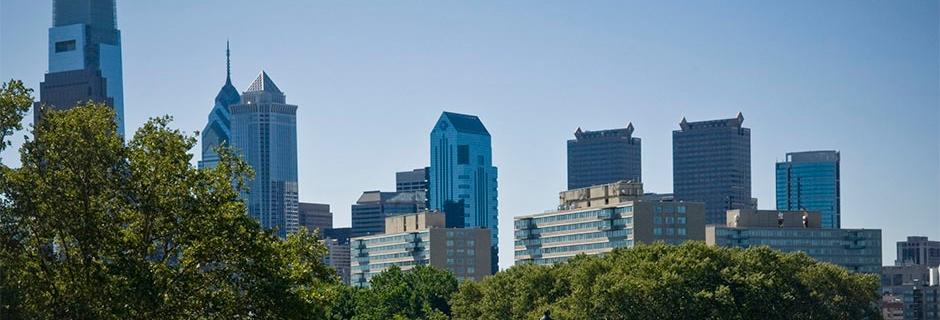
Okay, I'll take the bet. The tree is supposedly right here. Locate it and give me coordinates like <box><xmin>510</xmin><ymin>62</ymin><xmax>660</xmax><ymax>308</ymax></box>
<box><xmin>342</xmin><ymin>265</ymin><xmax>459</xmax><ymax>320</ymax></box>
<box><xmin>450</xmin><ymin>242</ymin><xmax>881</xmax><ymax>320</ymax></box>
<box><xmin>0</xmin><ymin>80</ymin><xmax>338</xmax><ymax>319</ymax></box>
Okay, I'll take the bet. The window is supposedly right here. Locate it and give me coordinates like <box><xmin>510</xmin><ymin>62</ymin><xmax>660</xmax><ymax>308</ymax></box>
<box><xmin>654</xmin><ymin>228</ymin><xmax>663</xmax><ymax>235</ymax></box>
<box><xmin>678</xmin><ymin>217</ymin><xmax>686</xmax><ymax>224</ymax></box>
<box><xmin>457</xmin><ymin>145</ymin><xmax>469</xmax><ymax>164</ymax></box>
<box><xmin>55</xmin><ymin>40</ymin><xmax>76</xmax><ymax>53</ymax></box>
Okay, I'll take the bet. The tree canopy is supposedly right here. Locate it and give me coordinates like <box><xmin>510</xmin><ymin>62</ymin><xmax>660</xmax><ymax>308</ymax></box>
<box><xmin>450</xmin><ymin>242</ymin><xmax>881</xmax><ymax>320</ymax></box>
<box><xmin>0</xmin><ymin>79</ymin><xmax>338</xmax><ymax>319</ymax></box>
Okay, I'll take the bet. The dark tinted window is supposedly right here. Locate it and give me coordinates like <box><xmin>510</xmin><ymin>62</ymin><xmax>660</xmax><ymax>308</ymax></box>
<box><xmin>457</xmin><ymin>145</ymin><xmax>469</xmax><ymax>164</ymax></box>
<box><xmin>55</xmin><ymin>40</ymin><xmax>76</xmax><ymax>53</ymax></box>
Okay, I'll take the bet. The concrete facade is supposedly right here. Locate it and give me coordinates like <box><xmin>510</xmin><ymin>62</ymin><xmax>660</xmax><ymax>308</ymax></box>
<box><xmin>515</xmin><ymin>182</ymin><xmax>705</xmax><ymax>266</ymax></box>
<box><xmin>706</xmin><ymin>210</ymin><xmax>882</xmax><ymax>274</ymax></box>
<box><xmin>350</xmin><ymin>212</ymin><xmax>491</xmax><ymax>287</ymax></box>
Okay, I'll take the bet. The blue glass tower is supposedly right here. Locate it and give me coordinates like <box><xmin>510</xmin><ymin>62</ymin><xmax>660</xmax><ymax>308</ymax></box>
<box><xmin>673</xmin><ymin>113</ymin><xmax>751</xmax><ymax>225</ymax></box>
<box><xmin>229</xmin><ymin>71</ymin><xmax>299</xmax><ymax>238</ymax></box>
<box><xmin>776</xmin><ymin>151</ymin><xmax>841</xmax><ymax>229</ymax></box>
<box><xmin>36</xmin><ymin>0</ymin><xmax>125</xmax><ymax>136</ymax></box>
<box><xmin>199</xmin><ymin>42</ymin><xmax>240</xmax><ymax>169</ymax></box>
<box><xmin>429</xmin><ymin>112</ymin><xmax>498</xmax><ymax>273</ymax></box>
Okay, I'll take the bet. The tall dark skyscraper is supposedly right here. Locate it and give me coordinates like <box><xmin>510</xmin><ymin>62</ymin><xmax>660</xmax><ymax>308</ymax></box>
<box><xmin>673</xmin><ymin>113</ymin><xmax>751</xmax><ymax>225</ymax></box>
<box><xmin>776</xmin><ymin>150</ymin><xmax>841</xmax><ymax>229</ymax></box>
<box><xmin>36</xmin><ymin>0</ymin><xmax>125</xmax><ymax>136</ymax></box>
<box><xmin>567</xmin><ymin>123</ymin><xmax>641</xmax><ymax>190</ymax></box>
<box><xmin>199</xmin><ymin>42</ymin><xmax>239</xmax><ymax>169</ymax></box>
<box><xmin>229</xmin><ymin>71</ymin><xmax>299</xmax><ymax>238</ymax></box>
<box><xmin>429</xmin><ymin>112</ymin><xmax>498</xmax><ymax>273</ymax></box>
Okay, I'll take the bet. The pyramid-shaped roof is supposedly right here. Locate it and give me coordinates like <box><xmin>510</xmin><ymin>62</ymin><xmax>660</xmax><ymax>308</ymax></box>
<box><xmin>440</xmin><ymin>112</ymin><xmax>490</xmax><ymax>135</ymax></box>
<box><xmin>245</xmin><ymin>71</ymin><xmax>282</xmax><ymax>94</ymax></box>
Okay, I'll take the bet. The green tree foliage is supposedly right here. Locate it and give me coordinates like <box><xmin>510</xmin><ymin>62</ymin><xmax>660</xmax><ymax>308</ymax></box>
<box><xmin>0</xmin><ymin>80</ymin><xmax>338</xmax><ymax>319</ymax></box>
<box><xmin>451</xmin><ymin>242</ymin><xmax>881</xmax><ymax>320</ymax></box>
<box><xmin>337</xmin><ymin>265</ymin><xmax>458</xmax><ymax>320</ymax></box>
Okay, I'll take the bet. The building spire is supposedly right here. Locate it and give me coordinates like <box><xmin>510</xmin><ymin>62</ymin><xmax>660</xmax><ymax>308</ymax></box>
<box><xmin>226</xmin><ymin>40</ymin><xmax>232</xmax><ymax>84</ymax></box>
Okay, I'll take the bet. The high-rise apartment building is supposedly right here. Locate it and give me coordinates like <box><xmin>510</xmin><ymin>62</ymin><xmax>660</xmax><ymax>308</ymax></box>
<box><xmin>229</xmin><ymin>71</ymin><xmax>299</xmax><ymax>238</ymax></box>
<box><xmin>429</xmin><ymin>112</ymin><xmax>499</xmax><ymax>273</ymax></box>
<box><xmin>350</xmin><ymin>212</ymin><xmax>492</xmax><ymax>287</ymax></box>
<box><xmin>673</xmin><ymin>113</ymin><xmax>751</xmax><ymax>225</ymax></box>
<box><xmin>567</xmin><ymin>124</ymin><xmax>641</xmax><ymax>190</ymax></box>
<box><xmin>776</xmin><ymin>151</ymin><xmax>841</xmax><ymax>228</ymax></box>
<box><xmin>199</xmin><ymin>42</ymin><xmax>240</xmax><ymax>169</ymax></box>
<box><xmin>298</xmin><ymin>202</ymin><xmax>332</xmax><ymax>232</ymax></box>
<box><xmin>897</xmin><ymin>236</ymin><xmax>940</xmax><ymax>267</ymax></box>
<box><xmin>36</xmin><ymin>0</ymin><xmax>125</xmax><ymax>136</ymax></box>
<box><xmin>350</xmin><ymin>191</ymin><xmax>427</xmax><ymax>237</ymax></box>
<box><xmin>514</xmin><ymin>181</ymin><xmax>706</xmax><ymax>266</ymax></box>
<box><xmin>706</xmin><ymin>209</ymin><xmax>882</xmax><ymax>273</ymax></box>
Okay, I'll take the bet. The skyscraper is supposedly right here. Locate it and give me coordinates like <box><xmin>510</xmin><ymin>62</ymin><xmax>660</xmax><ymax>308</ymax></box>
<box><xmin>199</xmin><ymin>42</ymin><xmax>239</xmax><ymax>169</ymax></box>
<box><xmin>567</xmin><ymin>123</ymin><xmax>642</xmax><ymax>190</ymax></box>
<box><xmin>776</xmin><ymin>150</ymin><xmax>841</xmax><ymax>229</ymax></box>
<box><xmin>673</xmin><ymin>113</ymin><xmax>751</xmax><ymax>225</ymax></box>
<box><xmin>229</xmin><ymin>71</ymin><xmax>299</xmax><ymax>238</ymax></box>
<box><xmin>429</xmin><ymin>112</ymin><xmax>498</xmax><ymax>273</ymax></box>
<box><xmin>36</xmin><ymin>0</ymin><xmax>125</xmax><ymax>136</ymax></box>
<box><xmin>298</xmin><ymin>202</ymin><xmax>332</xmax><ymax>232</ymax></box>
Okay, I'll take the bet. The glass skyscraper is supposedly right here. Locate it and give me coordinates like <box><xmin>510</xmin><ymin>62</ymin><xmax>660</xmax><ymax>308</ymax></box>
<box><xmin>36</xmin><ymin>0</ymin><xmax>125</xmax><ymax>136</ymax></box>
<box><xmin>775</xmin><ymin>150</ymin><xmax>841</xmax><ymax>229</ymax></box>
<box><xmin>429</xmin><ymin>112</ymin><xmax>499</xmax><ymax>273</ymax></box>
<box><xmin>229</xmin><ymin>71</ymin><xmax>299</xmax><ymax>238</ymax></box>
<box><xmin>199</xmin><ymin>42</ymin><xmax>240</xmax><ymax>169</ymax></box>
<box><xmin>672</xmin><ymin>113</ymin><xmax>751</xmax><ymax>225</ymax></box>
<box><xmin>567</xmin><ymin>123</ymin><xmax>641</xmax><ymax>190</ymax></box>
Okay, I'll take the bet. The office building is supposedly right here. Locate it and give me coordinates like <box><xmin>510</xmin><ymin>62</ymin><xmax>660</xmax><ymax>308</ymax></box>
<box><xmin>350</xmin><ymin>212</ymin><xmax>491</xmax><ymax>287</ymax></box>
<box><xmin>882</xmin><ymin>264</ymin><xmax>940</xmax><ymax>320</ymax></box>
<box><xmin>673</xmin><ymin>113</ymin><xmax>751</xmax><ymax>225</ymax></box>
<box><xmin>396</xmin><ymin>167</ymin><xmax>429</xmax><ymax>193</ymax></box>
<box><xmin>429</xmin><ymin>112</ymin><xmax>499</xmax><ymax>273</ymax></box>
<box><xmin>706</xmin><ymin>209</ymin><xmax>882</xmax><ymax>273</ymax></box>
<box><xmin>350</xmin><ymin>191</ymin><xmax>427</xmax><ymax>237</ymax></box>
<box><xmin>897</xmin><ymin>236</ymin><xmax>940</xmax><ymax>267</ymax></box>
<box><xmin>298</xmin><ymin>202</ymin><xmax>332</xmax><ymax>232</ymax></box>
<box><xmin>776</xmin><ymin>150</ymin><xmax>841</xmax><ymax>228</ymax></box>
<box><xmin>567</xmin><ymin>124</ymin><xmax>641</xmax><ymax>189</ymax></box>
<box><xmin>199</xmin><ymin>42</ymin><xmax>240</xmax><ymax>169</ymax></box>
<box><xmin>514</xmin><ymin>181</ymin><xmax>706</xmax><ymax>266</ymax></box>
<box><xmin>324</xmin><ymin>238</ymin><xmax>351</xmax><ymax>284</ymax></box>
<box><xmin>229</xmin><ymin>71</ymin><xmax>299</xmax><ymax>238</ymax></box>
<box><xmin>36</xmin><ymin>0</ymin><xmax>125</xmax><ymax>136</ymax></box>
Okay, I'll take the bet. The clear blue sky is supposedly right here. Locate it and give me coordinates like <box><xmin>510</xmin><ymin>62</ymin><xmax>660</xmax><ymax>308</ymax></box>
<box><xmin>2</xmin><ymin>0</ymin><xmax>938</xmax><ymax>269</ymax></box>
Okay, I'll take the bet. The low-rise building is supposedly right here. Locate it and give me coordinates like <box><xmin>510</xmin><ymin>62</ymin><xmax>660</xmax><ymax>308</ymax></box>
<box><xmin>514</xmin><ymin>181</ymin><xmax>705</xmax><ymax>266</ymax></box>
<box><xmin>706</xmin><ymin>209</ymin><xmax>882</xmax><ymax>273</ymax></box>
<box><xmin>350</xmin><ymin>212</ymin><xmax>491</xmax><ymax>287</ymax></box>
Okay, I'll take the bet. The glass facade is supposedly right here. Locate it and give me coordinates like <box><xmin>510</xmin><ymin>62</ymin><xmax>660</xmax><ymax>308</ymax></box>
<box><xmin>229</xmin><ymin>72</ymin><xmax>299</xmax><ymax>238</ymax></box>
<box><xmin>673</xmin><ymin>113</ymin><xmax>751</xmax><ymax>225</ymax></box>
<box><xmin>776</xmin><ymin>151</ymin><xmax>841</xmax><ymax>229</ymax></box>
<box><xmin>709</xmin><ymin>227</ymin><xmax>882</xmax><ymax>273</ymax></box>
<box><xmin>38</xmin><ymin>0</ymin><xmax>124</xmax><ymax>135</ymax></box>
<box><xmin>429</xmin><ymin>112</ymin><xmax>499</xmax><ymax>273</ymax></box>
<box><xmin>567</xmin><ymin>123</ymin><xmax>641</xmax><ymax>189</ymax></box>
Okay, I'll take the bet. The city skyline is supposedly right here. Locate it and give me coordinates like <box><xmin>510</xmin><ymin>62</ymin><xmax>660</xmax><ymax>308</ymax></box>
<box><xmin>1</xmin><ymin>0</ymin><xmax>937</xmax><ymax>269</ymax></box>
